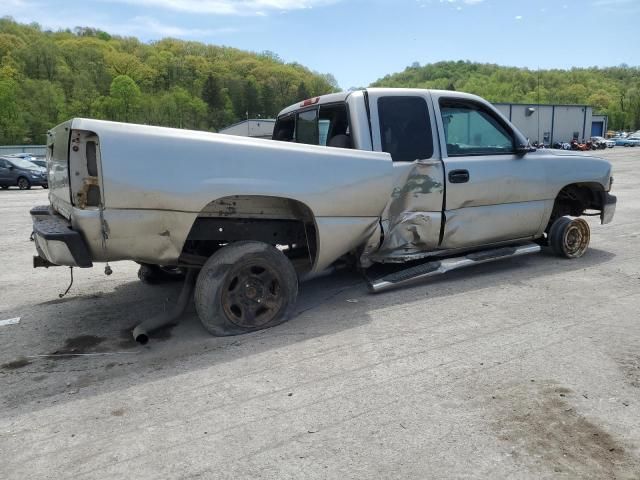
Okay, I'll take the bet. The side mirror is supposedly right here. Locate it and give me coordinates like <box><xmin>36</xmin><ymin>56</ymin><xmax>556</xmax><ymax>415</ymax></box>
<box><xmin>8</xmin><ymin>165</ymin><xmax>14</xmax><ymax>171</ymax></box>
<box><xmin>515</xmin><ymin>143</ymin><xmax>536</xmax><ymax>155</ymax></box>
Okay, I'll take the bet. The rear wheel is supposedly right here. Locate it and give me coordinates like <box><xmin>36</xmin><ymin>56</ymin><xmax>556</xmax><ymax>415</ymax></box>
<box><xmin>1</xmin><ymin>186</ymin><xmax>8</xmax><ymax>190</ymax></box>
<box><xmin>548</xmin><ymin>216</ymin><xmax>590</xmax><ymax>259</ymax></box>
<box><xmin>194</xmin><ymin>241</ymin><xmax>298</xmax><ymax>336</ymax></box>
<box><xmin>17</xmin><ymin>177</ymin><xmax>31</xmax><ymax>190</ymax></box>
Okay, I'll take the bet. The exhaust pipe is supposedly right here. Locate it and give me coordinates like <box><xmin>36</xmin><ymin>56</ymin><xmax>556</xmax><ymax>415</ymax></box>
<box><xmin>132</xmin><ymin>268</ymin><xmax>197</xmax><ymax>344</ymax></box>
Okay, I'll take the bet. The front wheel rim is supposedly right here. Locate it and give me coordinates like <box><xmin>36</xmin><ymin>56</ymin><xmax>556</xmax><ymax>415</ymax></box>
<box><xmin>18</xmin><ymin>178</ymin><xmax>28</xmax><ymax>189</ymax></box>
<box><xmin>563</xmin><ymin>221</ymin><xmax>590</xmax><ymax>258</ymax></box>
<box><xmin>221</xmin><ymin>261</ymin><xmax>285</xmax><ymax>329</ymax></box>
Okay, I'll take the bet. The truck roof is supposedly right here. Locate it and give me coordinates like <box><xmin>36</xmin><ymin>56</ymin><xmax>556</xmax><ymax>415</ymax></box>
<box><xmin>276</xmin><ymin>88</ymin><xmax>488</xmax><ymax>118</ymax></box>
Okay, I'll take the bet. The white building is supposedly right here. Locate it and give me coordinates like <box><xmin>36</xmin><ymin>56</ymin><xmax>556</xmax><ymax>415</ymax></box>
<box><xmin>493</xmin><ymin>103</ymin><xmax>598</xmax><ymax>145</ymax></box>
<box><xmin>218</xmin><ymin>119</ymin><xmax>276</xmax><ymax>139</ymax></box>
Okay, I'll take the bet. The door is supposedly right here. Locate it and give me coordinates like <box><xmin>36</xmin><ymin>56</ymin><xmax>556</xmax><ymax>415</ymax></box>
<box><xmin>433</xmin><ymin>94</ymin><xmax>548</xmax><ymax>249</ymax></box>
<box><xmin>591</xmin><ymin>121</ymin><xmax>604</xmax><ymax>137</ymax></box>
<box><xmin>0</xmin><ymin>159</ymin><xmax>12</xmax><ymax>185</ymax></box>
<box><xmin>366</xmin><ymin>90</ymin><xmax>445</xmax><ymax>259</ymax></box>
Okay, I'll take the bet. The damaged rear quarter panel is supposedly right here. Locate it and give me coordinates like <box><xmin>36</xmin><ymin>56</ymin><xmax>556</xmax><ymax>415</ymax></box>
<box><xmin>72</xmin><ymin>209</ymin><xmax>197</xmax><ymax>265</ymax></box>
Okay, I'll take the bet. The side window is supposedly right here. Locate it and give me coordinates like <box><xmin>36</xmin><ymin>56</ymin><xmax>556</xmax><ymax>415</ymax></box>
<box><xmin>273</xmin><ymin>115</ymin><xmax>295</xmax><ymax>142</ymax></box>
<box><xmin>296</xmin><ymin>109</ymin><xmax>319</xmax><ymax>145</ymax></box>
<box><xmin>274</xmin><ymin>103</ymin><xmax>351</xmax><ymax>148</ymax></box>
<box><xmin>378</xmin><ymin>96</ymin><xmax>433</xmax><ymax>162</ymax></box>
<box><xmin>440</xmin><ymin>100</ymin><xmax>514</xmax><ymax>156</ymax></box>
<box><xmin>0</xmin><ymin>159</ymin><xmax>6</xmax><ymax>168</ymax></box>
<box><xmin>320</xmin><ymin>103</ymin><xmax>351</xmax><ymax>148</ymax></box>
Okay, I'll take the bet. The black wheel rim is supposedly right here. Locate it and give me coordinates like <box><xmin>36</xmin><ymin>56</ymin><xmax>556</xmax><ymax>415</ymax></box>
<box><xmin>18</xmin><ymin>178</ymin><xmax>28</xmax><ymax>189</ymax></box>
<box><xmin>221</xmin><ymin>261</ymin><xmax>285</xmax><ymax>329</ymax></box>
<box><xmin>563</xmin><ymin>220</ymin><xmax>590</xmax><ymax>258</ymax></box>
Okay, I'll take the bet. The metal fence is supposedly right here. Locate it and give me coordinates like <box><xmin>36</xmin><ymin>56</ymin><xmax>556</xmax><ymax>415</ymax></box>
<box><xmin>0</xmin><ymin>145</ymin><xmax>47</xmax><ymax>157</ymax></box>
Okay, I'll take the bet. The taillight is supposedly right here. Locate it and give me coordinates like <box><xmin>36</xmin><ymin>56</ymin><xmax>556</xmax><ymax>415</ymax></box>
<box><xmin>70</xmin><ymin>130</ymin><xmax>101</xmax><ymax>208</ymax></box>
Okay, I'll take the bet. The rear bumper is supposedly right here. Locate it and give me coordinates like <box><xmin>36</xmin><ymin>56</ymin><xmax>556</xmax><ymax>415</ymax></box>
<box><xmin>601</xmin><ymin>192</ymin><xmax>616</xmax><ymax>225</ymax></box>
<box><xmin>31</xmin><ymin>206</ymin><xmax>92</xmax><ymax>267</ymax></box>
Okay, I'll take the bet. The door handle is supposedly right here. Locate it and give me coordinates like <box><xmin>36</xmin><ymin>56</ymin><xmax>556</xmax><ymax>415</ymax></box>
<box><xmin>448</xmin><ymin>169</ymin><xmax>470</xmax><ymax>184</ymax></box>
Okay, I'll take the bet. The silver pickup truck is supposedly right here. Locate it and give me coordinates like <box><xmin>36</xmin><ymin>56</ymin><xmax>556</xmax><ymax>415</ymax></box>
<box><xmin>31</xmin><ymin>88</ymin><xmax>616</xmax><ymax>341</ymax></box>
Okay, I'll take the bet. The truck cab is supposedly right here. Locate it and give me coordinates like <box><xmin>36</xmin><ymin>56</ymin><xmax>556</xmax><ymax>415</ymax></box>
<box><xmin>273</xmin><ymin>89</ymin><xmax>615</xmax><ymax>264</ymax></box>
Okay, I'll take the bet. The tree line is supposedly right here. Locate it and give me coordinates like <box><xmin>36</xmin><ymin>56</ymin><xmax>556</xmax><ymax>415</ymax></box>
<box><xmin>0</xmin><ymin>18</ymin><xmax>338</xmax><ymax>145</ymax></box>
<box><xmin>371</xmin><ymin>60</ymin><xmax>640</xmax><ymax>132</ymax></box>
<box><xmin>2</xmin><ymin>17</ymin><xmax>639</xmax><ymax>146</ymax></box>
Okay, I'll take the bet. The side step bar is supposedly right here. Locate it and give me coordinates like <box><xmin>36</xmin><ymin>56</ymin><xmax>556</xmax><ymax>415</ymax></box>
<box><xmin>367</xmin><ymin>243</ymin><xmax>541</xmax><ymax>293</ymax></box>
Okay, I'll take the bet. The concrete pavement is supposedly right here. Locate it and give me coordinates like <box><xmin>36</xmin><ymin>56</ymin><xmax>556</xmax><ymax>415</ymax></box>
<box><xmin>1</xmin><ymin>148</ymin><xmax>639</xmax><ymax>479</ymax></box>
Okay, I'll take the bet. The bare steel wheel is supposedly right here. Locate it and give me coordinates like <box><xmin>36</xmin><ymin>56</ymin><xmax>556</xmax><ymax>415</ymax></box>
<box><xmin>195</xmin><ymin>241</ymin><xmax>298</xmax><ymax>336</ymax></box>
<box><xmin>549</xmin><ymin>216</ymin><xmax>590</xmax><ymax>259</ymax></box>
<box><xmin>222</xmin><ymin>261</ymin><xmax>284</xmax><ymax>329</ymax></box>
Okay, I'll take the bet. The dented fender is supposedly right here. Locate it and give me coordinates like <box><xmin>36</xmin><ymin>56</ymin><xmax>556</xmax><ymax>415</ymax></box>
<box><xmin>367</xmin><ymin>159</ymin><xmax>445</xmax><ymax>262</ymax></box>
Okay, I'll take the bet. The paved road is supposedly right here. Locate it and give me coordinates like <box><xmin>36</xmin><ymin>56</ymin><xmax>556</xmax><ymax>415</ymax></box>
<box><xmin>1</xmin><ymin>148</ymin><xmax>639</xmax><ymax>479</ymax></box>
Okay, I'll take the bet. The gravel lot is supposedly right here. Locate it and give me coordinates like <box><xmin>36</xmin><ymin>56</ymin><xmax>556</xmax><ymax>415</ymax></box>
<box><xmin>1</xmin><ymin>147</ymin><xmax>639</xmax><ymax>479</ymax></box>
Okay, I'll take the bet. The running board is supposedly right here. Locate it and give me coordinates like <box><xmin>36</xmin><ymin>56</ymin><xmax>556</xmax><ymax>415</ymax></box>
<box><xmin>367</xmin><ymin>243</ymin><xmax>541</xmax><ymax>293</ymax></box>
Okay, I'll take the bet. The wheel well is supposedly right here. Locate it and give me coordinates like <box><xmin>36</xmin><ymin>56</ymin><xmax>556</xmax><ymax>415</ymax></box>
<box><xmin>546</xmin><ymin>183</ymin><xmax>605</xmax><ymax>232</ymax></box>
<box><xmin>179</xmin><ymin>196</ymin><xmax>318</xmax><ymax>274</ymax></box>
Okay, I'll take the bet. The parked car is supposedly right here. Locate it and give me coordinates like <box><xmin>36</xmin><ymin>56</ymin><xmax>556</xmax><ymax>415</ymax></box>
<box><xmin>5</xmin><ymin>153</ymin><xmax>38</xmax><ymax>161</ymax></box>
<box><xmin>31</xmin><ymin>88</ymin><xmax>616</xmax><ymax>341</ymax></box>
<box><xmin>28</xmin><ymin>159</ymin><xmax>47</xmax><ymax>168</ymax></box>
<box><xmin>613</xmin><ymin>137</ymin><xmax>640</xmax><ymax>147</ymax></box>
<box><xmin>590</xmin><ymin>136</ymin><xmax>614</xmax><ymax>149</ymax></box>
<box><xmin>0</xmin><ymin>156</ymin><xmax>48</xmax><ymax>189</ymax></box>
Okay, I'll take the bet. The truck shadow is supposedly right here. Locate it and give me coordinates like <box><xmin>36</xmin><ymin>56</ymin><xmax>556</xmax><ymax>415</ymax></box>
<box><xmin>0</xmin><ymin>247</ymin><xmax>616</xmax><ymax>414</ymax></box>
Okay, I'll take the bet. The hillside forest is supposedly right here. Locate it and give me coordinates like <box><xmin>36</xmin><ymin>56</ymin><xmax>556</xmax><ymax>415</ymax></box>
<box><xmin>0</xmin><ymin>18</ymin><xmax>338</xmax><ymax>145</ymax></box>
<box><xmin>1</xmin><ymin>18</ymin><xmax>639</xmax><ymax>145</ymax></box>
<box><xmin>372</xmin><ymin>61</ymin><xmax>640</xmax><ymax>133</ymax></box>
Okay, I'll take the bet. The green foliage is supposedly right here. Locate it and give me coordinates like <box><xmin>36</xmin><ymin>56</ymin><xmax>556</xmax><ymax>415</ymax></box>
<box><xmin>0</xmin><ymin>77</ymin><xmax>26</xmax><ymax>143</ymax></box>
<box><xmin>108</xmin><ymin>74</ymin><xmax>141</xmax><ymax>122</ymax></box>
<box><xmin>0</xmin><ymin>17</ymin><xmax>337</xmax><ymax>143</ymax></box>
<box><xmin>372</xmin><ymin>60</ymin><xmax>640</xmax><ymax>131</ymax></box>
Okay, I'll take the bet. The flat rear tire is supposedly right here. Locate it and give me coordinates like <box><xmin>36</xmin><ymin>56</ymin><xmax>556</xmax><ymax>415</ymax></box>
<box><xmin>194</xmin><ymin>241</ymin><xmax>298</xmax><ymax>336</ymax></box>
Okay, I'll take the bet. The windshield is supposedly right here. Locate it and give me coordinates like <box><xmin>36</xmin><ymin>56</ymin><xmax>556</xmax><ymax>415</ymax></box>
<box><xmin>8</xmin><ymin>158</ymin><xmax>41</xmax><ymax>169</ymax></box>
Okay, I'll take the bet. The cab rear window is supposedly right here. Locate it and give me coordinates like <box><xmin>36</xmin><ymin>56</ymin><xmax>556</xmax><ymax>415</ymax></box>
<box><xmin>296</xmin><ymin>109</ymin><xmax>319</xmax><ymax>145</ymax></box>
<box><xmin>273</xmin><ymin>103</ymin><xmax>352</xmax><ymax>149</ymax></box>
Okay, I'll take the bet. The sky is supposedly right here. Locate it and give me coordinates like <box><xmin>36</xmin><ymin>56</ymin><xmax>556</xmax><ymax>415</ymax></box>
<box><xmin>2</xmin><ymin>0</ymin><xmax>639</xmax><ymax>89</ymax></box>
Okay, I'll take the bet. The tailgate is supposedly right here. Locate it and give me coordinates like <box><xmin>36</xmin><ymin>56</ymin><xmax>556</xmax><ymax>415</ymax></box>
<box><xmin>47</xmin><ymin>120</ymin><xmax>73</xmax><ymax>219</ymax></box>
